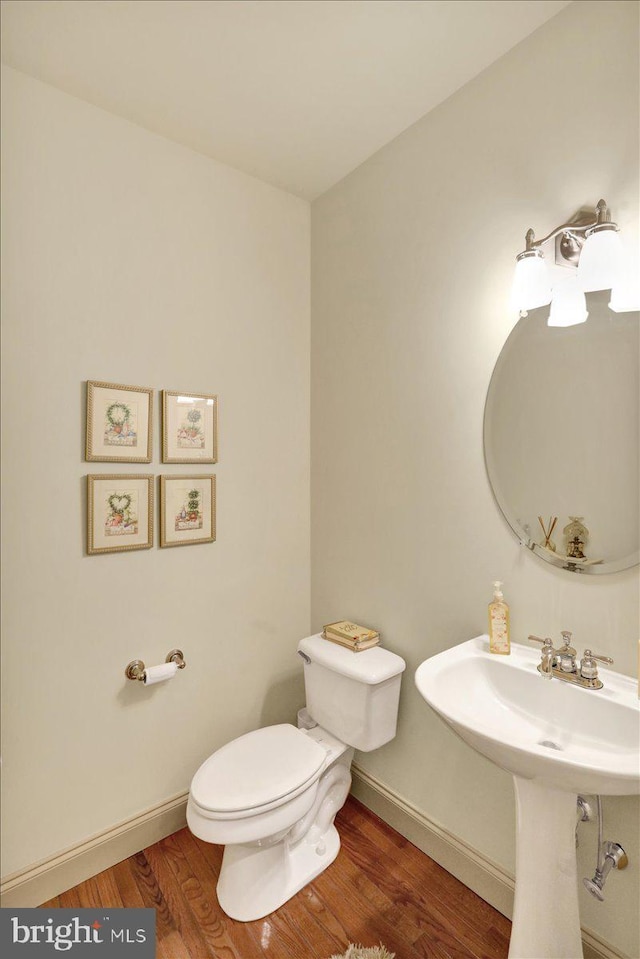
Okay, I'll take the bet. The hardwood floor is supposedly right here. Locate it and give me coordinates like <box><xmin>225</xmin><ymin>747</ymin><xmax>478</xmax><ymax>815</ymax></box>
<box><xmin>41</xmin><ymin>797</ymin><xmax>511</xmax><ymax>958</ymax></box>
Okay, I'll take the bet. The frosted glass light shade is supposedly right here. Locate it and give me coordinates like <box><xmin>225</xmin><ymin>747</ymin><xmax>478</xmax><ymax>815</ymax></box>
<box><xmin>609</xmin><ymin>248</ymin><xmax>640</xmax><ymax>312</ymax></box>
<box><xmin>577</xmin><ymin>228</ymin><xmax>622</xmax><ymax>292</ymax></box>
<box><xmin>511</xmin><ymin>252</ymin><xmax>552</xmax><ymax>313</ymax></box>
<box><xmin>548</xmin><ymin>274</ymin><xmax>588</xmax><ymax>327</ymax></box>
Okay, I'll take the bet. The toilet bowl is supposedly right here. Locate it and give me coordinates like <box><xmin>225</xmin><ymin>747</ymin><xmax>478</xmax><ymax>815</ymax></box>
<box><xmin>187</xmin><ymin>723</ymin><xmax>353</xmax><ymax>920</ymax></box>
<box><xmin>187</xmin><ymin>633</ymin><xmax>405</xmax><ymax>921</ymax></box>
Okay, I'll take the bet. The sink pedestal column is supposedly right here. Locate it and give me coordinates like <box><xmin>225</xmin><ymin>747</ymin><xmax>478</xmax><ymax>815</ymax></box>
<box><xmin>509</xmin><ymin>776</ymin><xmax>583</xmax><ymax>959</ymax></box>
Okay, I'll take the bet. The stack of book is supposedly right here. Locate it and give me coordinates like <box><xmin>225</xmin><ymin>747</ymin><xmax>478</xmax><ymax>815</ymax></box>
<box><xmin>322</xmin><ymin>620</ymin><xmax>380</xmax><ymax>652</ymax></box>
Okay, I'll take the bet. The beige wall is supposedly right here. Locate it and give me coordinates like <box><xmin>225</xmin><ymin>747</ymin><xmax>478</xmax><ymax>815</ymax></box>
<box><xmin>311</xmin><ymin>1</ymin><xmax>639</xmax><ymax>955</ymax></box>
<box><xmin>1</xmin><ymin>66</ymin><xmax>310</xmax><ymax>877</ymax></box>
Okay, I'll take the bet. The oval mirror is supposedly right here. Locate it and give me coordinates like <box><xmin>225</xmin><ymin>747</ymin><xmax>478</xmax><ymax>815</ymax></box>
<box><xmin>484</xmin><ymin>291</ymin><xmax>639</xmax><ymax>574</ymax></box>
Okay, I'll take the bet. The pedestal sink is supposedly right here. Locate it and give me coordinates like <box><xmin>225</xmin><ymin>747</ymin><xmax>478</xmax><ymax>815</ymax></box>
<box><xmin>415</xmin><ymin>636</ymin><xmax>639</xmax><ymax>959</ymax></box>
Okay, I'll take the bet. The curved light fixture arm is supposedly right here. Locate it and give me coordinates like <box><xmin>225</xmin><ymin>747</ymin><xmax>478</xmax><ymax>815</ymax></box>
<box><xmin>526</xmin><ymin>218</ymin><xmax>597</xmax><ymax>250</ymax></box>
<box><xmin>521</xmin><ymin>200</ymin><xmax>615</xmax><ymax>254</ymax></box>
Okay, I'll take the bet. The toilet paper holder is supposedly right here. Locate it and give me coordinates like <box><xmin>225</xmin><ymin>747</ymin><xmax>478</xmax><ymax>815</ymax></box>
<box><xmin>125</xmin><ymin>649</ymin><xmax>186</xmax><ymax>681</ymax></box>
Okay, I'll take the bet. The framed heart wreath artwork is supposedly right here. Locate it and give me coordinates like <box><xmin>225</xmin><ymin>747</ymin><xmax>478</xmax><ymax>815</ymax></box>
<box><xmin>86</xmin><ymin>381</ymin><xmax>153</xmax><ymax>463</ymax></box>
<box><xmin>87</xmin><ymin>475</ymin><xmax>154</xmax><ymax>554</ymax></box>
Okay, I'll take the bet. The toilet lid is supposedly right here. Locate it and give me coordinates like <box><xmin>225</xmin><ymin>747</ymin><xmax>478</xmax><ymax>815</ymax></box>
<box><xmin>190</xmin><ymin>724</ymin><xmax>327</xmax><ymax>814</ymax></box>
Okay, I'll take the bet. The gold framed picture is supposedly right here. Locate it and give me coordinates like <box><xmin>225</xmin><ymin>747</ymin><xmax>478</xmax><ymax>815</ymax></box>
<box><xmin>159</xmin><ymin>474</ymin><xmax>216</xmax><ymax>548</ymax></box>
<box><xmin>86</xmin><ymin>381</ymin><xmax>153</xmax><ymax>463</ymax></box>
<box><xmin>162</xmin><ymin>390</ymin><xmax>218</xmax><ymax>464</ymax></box>
<box><xmin>87</xmin><ymin>475</ymin><xmax>154</xmax><ymax>555</ymax></box>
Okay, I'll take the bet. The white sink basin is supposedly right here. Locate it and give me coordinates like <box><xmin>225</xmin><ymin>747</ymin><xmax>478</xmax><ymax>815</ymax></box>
<box><xmin>415</xmin><ymin>635</ymin><xmax>639</xmax><ymax>795</ymax></box>
<box><xmin>416</xmin><ymin>636</ymin><xmax>639</xmax><ymax>958</ymax></box>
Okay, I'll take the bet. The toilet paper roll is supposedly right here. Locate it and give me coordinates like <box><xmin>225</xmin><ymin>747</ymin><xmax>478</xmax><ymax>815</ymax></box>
<box><xmin>143</xmin><ymin>662</ymin><xmax>178</xmax><ymax>685</ymax></box>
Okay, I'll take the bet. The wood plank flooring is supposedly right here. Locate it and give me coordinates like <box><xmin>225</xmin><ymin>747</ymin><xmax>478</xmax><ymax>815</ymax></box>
<box><xmin>41</xmin><ymin>796</ymin><xmax>511</xmax><ymax>958</ymax></box>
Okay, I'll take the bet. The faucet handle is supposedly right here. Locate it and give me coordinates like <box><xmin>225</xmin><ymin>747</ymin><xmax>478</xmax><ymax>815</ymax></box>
<box><xmin>583</xmin><ymin>650</ymin><xmax>614</xmax><ymax>665</ymax></box>
<box><xmin>580</xmin><ymin>649</ymin><xmax>614</xmax><ymax>681</ymax></box>
<box><xmin>529</xmin><ymin>635</ymin><xmax>555</xmax><ymax>679</ymax></box>
<box><xmin>528</xmin><ymin>635</ymin><xmax>554</xmax><ymax>648</ymax></box>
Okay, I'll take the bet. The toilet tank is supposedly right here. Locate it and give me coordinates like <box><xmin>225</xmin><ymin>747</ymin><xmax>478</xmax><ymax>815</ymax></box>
<box><xmin>298</xmin><ymin>634</ymin><xmax>406</xmax><ymax>751</ymax></box>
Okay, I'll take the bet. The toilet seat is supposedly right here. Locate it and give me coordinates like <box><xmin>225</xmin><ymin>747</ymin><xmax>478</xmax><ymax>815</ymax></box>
<box><xmin>190</xmin><ymin>724</ymin><xmax>327</xmax><ymax>820</ymax></box>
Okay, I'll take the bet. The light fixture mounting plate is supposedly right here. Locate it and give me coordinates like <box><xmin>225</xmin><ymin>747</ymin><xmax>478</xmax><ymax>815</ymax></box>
<box><xmin>554</xmin><ymin>207</ymin><xmax>595</xmax><ymax>269</ymax></box>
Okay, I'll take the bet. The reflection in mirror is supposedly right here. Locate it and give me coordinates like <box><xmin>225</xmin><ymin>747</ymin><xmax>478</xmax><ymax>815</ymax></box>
<box><xmin>484</xmin><ymin>291</ymin><xmax>639</xmax><ymax>574</ymax></box>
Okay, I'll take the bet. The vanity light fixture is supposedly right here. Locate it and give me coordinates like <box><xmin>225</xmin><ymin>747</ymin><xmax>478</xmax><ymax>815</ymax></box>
<box><xmin>511</xmin><ymin>199</ymin><xmax>628</xmax><ymax>325</ymax></box>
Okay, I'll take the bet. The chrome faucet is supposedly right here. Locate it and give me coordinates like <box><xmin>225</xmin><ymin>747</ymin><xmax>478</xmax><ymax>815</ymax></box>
<box><xmin>528</xmin><ymin>633</ymin><xmax>614</xmax><ymax>690</ymax></box>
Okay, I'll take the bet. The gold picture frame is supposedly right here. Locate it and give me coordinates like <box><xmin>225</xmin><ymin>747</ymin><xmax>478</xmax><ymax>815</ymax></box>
<box><xmin>86</xmin><ymin>381</ymin><xmax>153</xmax><ymax>463</ymax></box>
<box><xmin>159</xmin><ymin>474</ymin><xmax>216</xmax><ymax>548</ymax></box>
<box><xmin>87</xmin><ymin>475</ymin><xmax>154</xmax><ymax>555</ymax></box>
<box><xmin>162</xmin><ymin>390</ymin><xmax>218</xmax><ymax>464</ymax></box>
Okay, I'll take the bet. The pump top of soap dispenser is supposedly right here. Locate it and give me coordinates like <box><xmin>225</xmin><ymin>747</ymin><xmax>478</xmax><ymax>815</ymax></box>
<box><xmin>493</xmin><ymin>581</ymin><xmax>504</xmax><ymax>600</ymax></box>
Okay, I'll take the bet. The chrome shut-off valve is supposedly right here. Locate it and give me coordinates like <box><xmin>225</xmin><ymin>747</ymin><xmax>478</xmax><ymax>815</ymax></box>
<box><xmin>584</xmin><ymin>841</ymin><xmax>629</xmax><ymax>901</ymax></box>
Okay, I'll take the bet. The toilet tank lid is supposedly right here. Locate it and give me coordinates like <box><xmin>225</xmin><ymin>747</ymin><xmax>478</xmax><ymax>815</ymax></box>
<box><xmin>299</xmin><ymin>634</ymin><xmax>406</xmax><ymax>684</ymax></box>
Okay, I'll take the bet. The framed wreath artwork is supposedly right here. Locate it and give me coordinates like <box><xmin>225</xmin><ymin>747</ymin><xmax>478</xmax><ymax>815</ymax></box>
<box><xmin>86</xmin><ymin>381</ymin><xmax>153</xmax><ymax>463</ymax></box>
<box><xmin>87</xmin><ymin>475</ymin><xmax>154</xmax><ymax>554</ymax></box>
<box><xmin>159</xmin><ymin>474</ymin><xmax>216</xmax><ymax>548</ymax></box>
<box><xmin>162</xmin><ymin>390</ymin><xmax>218</xmax><ymax>463</ymax></box>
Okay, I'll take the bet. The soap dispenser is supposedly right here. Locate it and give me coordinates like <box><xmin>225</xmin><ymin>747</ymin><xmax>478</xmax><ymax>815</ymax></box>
<box><xmin>489</xmin><ymin>581</ymin><xmax>510</xmax><ymax>655</ymax></box>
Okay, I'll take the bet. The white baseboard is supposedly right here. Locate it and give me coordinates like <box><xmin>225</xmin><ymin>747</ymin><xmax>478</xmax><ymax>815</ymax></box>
<box><xmin>350</xmin><ymin>763</ymin><xmax>629</xmax><ymax>959</ymax></box>
<box><xmin>0</xmin><ymin>791</ymin><xmax>188</xmax><ymax>909</ymax></box>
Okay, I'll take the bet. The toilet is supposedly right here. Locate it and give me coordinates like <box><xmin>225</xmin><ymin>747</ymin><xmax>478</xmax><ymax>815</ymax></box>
<box><xmin>186</xmin><ymin>632</ymin><xmax>406</xmax><ymax>921</ymax></box>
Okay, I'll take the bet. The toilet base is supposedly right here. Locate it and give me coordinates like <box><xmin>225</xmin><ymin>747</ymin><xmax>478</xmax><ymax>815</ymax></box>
<box><xmin>217</xmin><ymin>823</ymin><xmax>341</xmax><ymax>922</ymax></box>
<box><xmin>217</xmin><ymin>746</ymin><xmax>352</xmax><ymax>921</ymax></box>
